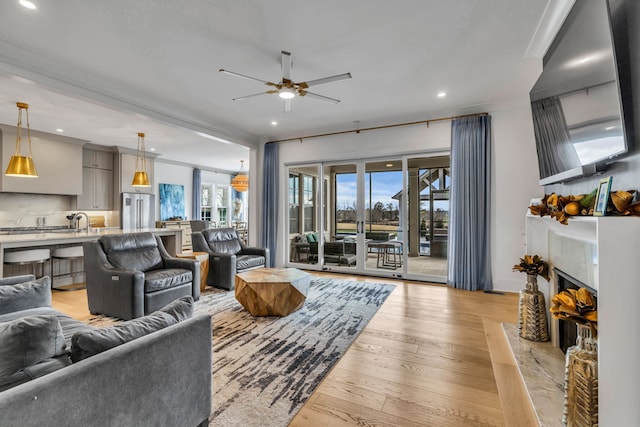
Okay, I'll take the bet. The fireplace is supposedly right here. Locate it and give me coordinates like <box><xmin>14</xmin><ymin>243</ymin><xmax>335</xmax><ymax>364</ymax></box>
<box><xmin>554</xmin><ymin>268</ymin><xmax>598</xmax><ymax>354</ymax></box>
<box><xmin>525</xmin><ymin>213</ymin><xmax>640</xmax><ymax>425</ymax></box>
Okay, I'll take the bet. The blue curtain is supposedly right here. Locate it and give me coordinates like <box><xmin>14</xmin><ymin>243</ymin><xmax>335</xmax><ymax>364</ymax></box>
<box><xmin>262</xmin><ymin>143</ymin><xmax>279</xmax><ymax>267</ymax></box>
<box><xmin>192</xmin><ymin>168</ymin><xmax>201</xmax><ymax>220</ymax></box>
<box><xmin>447</xmin><ymin>115</ymin><xmax>492</xmax><ymax>291</ymax></box>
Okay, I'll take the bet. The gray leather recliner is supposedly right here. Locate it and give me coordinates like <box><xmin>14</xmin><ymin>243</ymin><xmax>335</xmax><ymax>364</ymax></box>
<box><xmin>83</xmin><ymin>232</ymin><xmax>200</xmax><ymax>320</ymax></box>
<box><xmin>191</xmin><ymin>227</ymin><xmax>269</xmax><ymax>290</ymax></box>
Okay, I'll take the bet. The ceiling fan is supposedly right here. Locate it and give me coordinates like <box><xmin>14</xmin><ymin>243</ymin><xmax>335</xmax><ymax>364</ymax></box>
<box><xmin>220</xmin><ymin>50</ymin><xmax>352</xmax><ymax>113</ymax></box>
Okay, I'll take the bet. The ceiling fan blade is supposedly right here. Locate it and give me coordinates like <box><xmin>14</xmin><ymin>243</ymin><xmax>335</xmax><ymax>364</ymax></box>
<box><xmin>300</xmin><ymin>72</ymin><xmax>352</xmax><ymax>88</ymax></box>
<box><xmin>299</xmin><ymin>91</ymin><xmax>340</xmax><ymax>104</ymax></box>
<box><xmin>219</xmin><ymin>69</ymin><xmax>272</xmax><ymax>85</ymax></box>
<box><xmin>284</xmin><ymin>98</ymin><xmax>292</xmax><ymax>113</ymax></box>
<box><xmin>232</xmin><ymin>92</ymin><xmax>269</xmax><ymax>101</ymax></box>
<box><xmin>281</xmin><ymin>51</ymin><xmax>292</xmax><ymax>80</ymax></box>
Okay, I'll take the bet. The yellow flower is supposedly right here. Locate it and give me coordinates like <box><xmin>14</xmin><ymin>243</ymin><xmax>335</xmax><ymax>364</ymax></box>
<box><xmin>512</xmin><ymin>254</ymin><xmax>550</xmax><ymax>281</ymax></box>
<box><xmin>550</xmin><ymin>288</ymin><xmax>598</xmax><ymax>338</ymax></box>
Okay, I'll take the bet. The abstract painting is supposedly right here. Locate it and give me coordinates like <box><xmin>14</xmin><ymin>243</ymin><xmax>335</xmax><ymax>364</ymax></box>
<box><xmin>159</xmin><ymin>183</ymin><xmax>185</xmax><ymax>220</ymax></box>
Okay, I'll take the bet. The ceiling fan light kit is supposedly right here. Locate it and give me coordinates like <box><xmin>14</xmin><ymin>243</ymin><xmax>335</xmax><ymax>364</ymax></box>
<box><xmin>220</xmin><ymin>50</ymin><xmax>351</xmax><ymax>112</ymax></box>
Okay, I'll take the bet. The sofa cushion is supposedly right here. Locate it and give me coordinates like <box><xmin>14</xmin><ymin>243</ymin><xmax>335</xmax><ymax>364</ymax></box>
<box><xmin>0</xmin><ymin>315</ymin><xmax>68</xmax><ymax>378</ymax></box>
<box><xmin>70</xmin><ymin>296</ymin><xmax>194</xmax><ymax>362</ymax></box>
<box><xmin>144</xmin><ymin>268</ymin><xmax>193</xmax><ymax>292</ymax></box>
<box><xmin>0</xmin><ymin>276</ymin><xmax>51</xmax><ymax>315</ymax></box>
<box><xmin>0</xmin><ymin>307</ymin><xmax>96</xmax><ymax>349</ymax></box>
<box><xmin>236</xmin><ymin>255</ymin><xmax>266</xmax><ymax>271</ymax></box>
<box><xmin>0</xmin><ymin>357</ymin><xmax>70</xmax><ymax>392</ymax></box>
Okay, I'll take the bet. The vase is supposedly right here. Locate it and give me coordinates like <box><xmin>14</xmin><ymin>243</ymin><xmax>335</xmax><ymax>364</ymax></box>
<box><xmin>563</xmin><ymin>323</ymin><xmax>598</xmax><ymax>427</ymax></box>
<box><xmin>517</xmin><ymin>273</ymin><xmax>549</xmax><ymax>341</ymax></box>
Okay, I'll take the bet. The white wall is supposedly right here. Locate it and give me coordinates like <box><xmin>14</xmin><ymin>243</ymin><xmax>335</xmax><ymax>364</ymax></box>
<box><xmin>153</xmin><ymin>160</ymin><xmax>238</xmax><ymax>223</ymax></box>
<box><xmin>154</xmin><ymin>161</ymin><xmax>195</xmax><ymax>221</ymax></box>
<box><xmin>491</xmin><ymin>102</ymin><xmax>544</xmax><ymax>292</ymax></box>
<box><xmin>259</xmin><ymin>106</ymin><xmax>542</xmax><ymax>292</ymax></box>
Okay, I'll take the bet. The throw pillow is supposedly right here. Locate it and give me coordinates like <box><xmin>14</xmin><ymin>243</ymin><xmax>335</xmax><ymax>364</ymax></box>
<box><xmin>0</xmin><ymin>276</ymin><xmax>51</xmax><ymax>315</ymax></box>
<box><xmin>70</xmin><ymin>296</ymin><xmax>194</xmax><ymax>363</ymax></box>
<box><xmin>0</xmin><ymin>314</ymin><xmax>67</xmax><ymax>378</ymax></box>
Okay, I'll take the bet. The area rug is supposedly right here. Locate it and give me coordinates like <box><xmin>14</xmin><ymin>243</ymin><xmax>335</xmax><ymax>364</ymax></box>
<box><xmin>198</xmin><ymin>277</ymin><xmax>395</xmax><ymax>427</ymax></box>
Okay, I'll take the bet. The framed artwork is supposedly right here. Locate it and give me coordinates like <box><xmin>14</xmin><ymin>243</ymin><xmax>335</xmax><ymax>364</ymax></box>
<box><xmin>593</xmin><ymin>176</ymin><xmax>612</xmax><ymax>216</ymax></box>
<box><xmin>159</xmin><ymin>183</ymin><xmax>185</xmax><ymax>220</ymax></box>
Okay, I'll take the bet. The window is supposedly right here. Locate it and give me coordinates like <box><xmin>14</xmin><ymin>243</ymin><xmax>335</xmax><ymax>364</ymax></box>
<box><xmin>216</xmin><ymin>185</ymin><xmax>229</xmax><ymax>226</ymax></box>
<box><xmin>303</xmin><ymin>175</ymin><xmax>315</xmax><ymax>232</ymax></box>
<box><xmin>289</xmin><ymin>174</ymin><xmax>299</xmax><ymax>234</ymax></box>
<box><xmin>288</xmin><ymin>170</ymin><xmax>318</xmax><ymax>234</ymax></box>
<box><xmin>201</xmin><ymin>185</ymin><xmax>212</xmax><ymax>221</ymax></box>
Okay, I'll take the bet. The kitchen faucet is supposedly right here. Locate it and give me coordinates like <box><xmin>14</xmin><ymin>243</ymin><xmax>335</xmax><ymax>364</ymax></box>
<box><xmin>72</xmin><ymin>212</ymin><xmax>90</xmax><ymax>231</ymax></box>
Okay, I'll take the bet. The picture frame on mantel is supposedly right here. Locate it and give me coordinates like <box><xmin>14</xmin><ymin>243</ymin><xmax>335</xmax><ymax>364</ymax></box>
<box><xmin>593</xmin><ymin>176</ymin><xmax>612</xmax><ymax>216</ymax></box>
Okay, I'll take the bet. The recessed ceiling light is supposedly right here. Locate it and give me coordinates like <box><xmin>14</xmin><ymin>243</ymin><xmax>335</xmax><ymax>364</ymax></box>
<box><xmin>149</xmin><ymin>148</ymin><xmax>156</xmax><ymax>151</ymax></box>
<box><xmin>19</xmin><ymin>0</ymin><xmax>37</xmax><ymax>10</ymax></box>
<box><xmin>437</xmin><ymin>92</ymin><xmax>447</xmax><ymax>98</ymax></box>
<box><xmin>271</xmin><ymin>121</ymin><xmax>278</xmax><ymax>126</ymax></box>
<box><xmin>55</xmin><ymin>128</ymin><xmax>64</xmax><ymax>133</ymax></box>
<box><xmin>386</xmin><ymin>163</ymin><xmax>393</xmax><ymax>167</ymax></box>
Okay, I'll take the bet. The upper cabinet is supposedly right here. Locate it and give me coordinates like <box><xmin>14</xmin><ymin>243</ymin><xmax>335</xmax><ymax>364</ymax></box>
<box><xmin>77</xmin><ymin>147</ymin><xmax>114</xmax><ymax>210</ymax></box>
<box><xmin>0</xmin><ymin>126</ymin><xmax>84</xmax><ymax>195</ymax></box>
<box><xmin>115</xmin><ymin>150</ymin><xmax>156</xmax><ymax>194</ymax></box>
<box><xmin>83</xmin><ymin>149</ymin><xmax>114</xmax><ymax>170</ymax></box>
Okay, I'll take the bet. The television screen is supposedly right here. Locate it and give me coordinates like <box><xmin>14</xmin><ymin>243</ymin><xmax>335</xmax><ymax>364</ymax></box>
<box><xmin>529</xmin><ymin>0</ymin><xmax>631</xmax><ymax>185</ymax></box>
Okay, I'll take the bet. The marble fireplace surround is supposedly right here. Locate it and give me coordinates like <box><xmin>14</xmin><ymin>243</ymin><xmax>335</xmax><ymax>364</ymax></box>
<box><xmin>525</xmin><ymin>214</ymin><xmax>640</xmax><ymax>426</ymax></box>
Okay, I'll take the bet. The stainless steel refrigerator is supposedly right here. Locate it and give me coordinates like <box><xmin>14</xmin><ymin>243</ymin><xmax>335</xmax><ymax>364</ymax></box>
<box><xmin>121</xmin><ymin>193</ymin><xmax>155</xmax><ymax>229</ymax></box>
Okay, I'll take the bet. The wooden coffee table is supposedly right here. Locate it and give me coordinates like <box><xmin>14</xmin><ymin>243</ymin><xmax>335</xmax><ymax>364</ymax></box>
<box><xmin>235</xmin><ymin>268</ymin><xmax>310</xmax><ymax>316</ymax></box>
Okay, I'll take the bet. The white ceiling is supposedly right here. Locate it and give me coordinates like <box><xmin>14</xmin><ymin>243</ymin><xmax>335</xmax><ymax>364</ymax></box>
<box><xmin>0</xmin><ymin>0</ymin><xmax>571</xmax><ymax>172</ymax></box>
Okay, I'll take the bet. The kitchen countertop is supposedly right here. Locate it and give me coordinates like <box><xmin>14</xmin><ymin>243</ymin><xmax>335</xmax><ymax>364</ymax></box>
<box><xmin>0</xmin><ymin>228</ymin><xmax>184</xmax><ymax>277</ymax></box>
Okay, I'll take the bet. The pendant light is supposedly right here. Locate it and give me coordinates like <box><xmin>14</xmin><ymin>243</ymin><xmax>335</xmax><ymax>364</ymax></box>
<box><xmin>231</xmin><ymin>160</ymin><xmax>248</xmax><ymax>192</ymax></box>
<box><xmin>5</xmin><ymin>102</ymin><xmax>38</xmax><ymax>177</ymax></box>
<box><xmin>131</xmin><ymin>132</ymin><xmax>151</xmax><ymax>187</ymax></box>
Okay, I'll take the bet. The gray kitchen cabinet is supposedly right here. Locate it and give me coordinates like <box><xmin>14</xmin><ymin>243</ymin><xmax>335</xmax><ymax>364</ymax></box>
<box><xmin>77</xmin><ymin>148</ymin><xmax>114</xmax><ymax>210</ymax></box>
<box><xmin>83</xmin><ymin>149</ymin><xmax>113</xmax><ymax>170</ymax></box>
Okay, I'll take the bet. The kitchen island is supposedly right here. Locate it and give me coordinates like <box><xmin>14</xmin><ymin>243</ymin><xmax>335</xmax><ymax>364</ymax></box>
<box><xmin>0</xmin><ymin>228</ymin><xmax>183</xmax><ymax>278</ymax></box>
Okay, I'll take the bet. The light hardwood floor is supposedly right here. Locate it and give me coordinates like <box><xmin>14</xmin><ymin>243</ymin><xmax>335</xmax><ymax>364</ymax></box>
<box><xmin>51</xmin><ymin>273</ymin><xmax>534</xmax><ymax>427</ymax></box>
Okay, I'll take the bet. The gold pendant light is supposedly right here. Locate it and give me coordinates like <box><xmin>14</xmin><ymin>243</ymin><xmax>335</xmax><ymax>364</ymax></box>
<box><xmin>5</xmin><ymin>102</ymin><xmax>38</xmax><ymax>177</ymax></box>
<box><xmin>231</xmin><ymin>160</ymin><xmax>248</xmax><ymax>192</ymax></box>
<box><xmin>131</xmin><ymin>132</ymin><xmax>151</xmax><ymax>187</ymax></box>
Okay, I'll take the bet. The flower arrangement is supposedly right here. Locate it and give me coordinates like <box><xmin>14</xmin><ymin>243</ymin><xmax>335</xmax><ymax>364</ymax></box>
<box><xmin>550</xmin><ymin>287</ymin><xmax>598</xmax><ymax>338</ymax></box>
<box><xmin>512</xmin><ymin>254</ymin><xmax>550</xmax><ymax>281</ymax></box>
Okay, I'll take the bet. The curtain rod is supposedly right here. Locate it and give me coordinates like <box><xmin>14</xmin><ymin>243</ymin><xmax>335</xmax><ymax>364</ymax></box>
<box><xmin>268</xmin><ymin>112</ymin><xmax>488</xmax><ymax>144</ymax></box>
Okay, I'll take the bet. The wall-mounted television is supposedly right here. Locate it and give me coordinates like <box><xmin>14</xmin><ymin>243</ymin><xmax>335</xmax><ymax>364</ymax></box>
<box><xmin>530</xmin><ymin>0</ymin><xmax>634</xmax><ymax>185</ymax></box>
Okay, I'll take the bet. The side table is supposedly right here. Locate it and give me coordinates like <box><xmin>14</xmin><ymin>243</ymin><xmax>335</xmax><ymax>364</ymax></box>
<box><xmin>177</xmin><ymin>251</ymin><xmax>209</xmax><ymax>293</ymax></box>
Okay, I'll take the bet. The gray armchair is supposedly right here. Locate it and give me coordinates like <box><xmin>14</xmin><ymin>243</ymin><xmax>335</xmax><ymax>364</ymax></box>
<box><xmin>83</xmin><ymin>232</ymin><xmax>200</xmax><ymax>320</ymax></box>
<box><xmin>192</xmin><ymin>227</ymin><xmax>269</xmax><ymax>290</ymax></box>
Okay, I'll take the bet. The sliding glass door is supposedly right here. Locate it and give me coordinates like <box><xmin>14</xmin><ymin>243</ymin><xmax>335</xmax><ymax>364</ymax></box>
<box><xmin>286</xmin><ymin>154</ymin><xmax>449</xmax><ymax>282</ymax></box>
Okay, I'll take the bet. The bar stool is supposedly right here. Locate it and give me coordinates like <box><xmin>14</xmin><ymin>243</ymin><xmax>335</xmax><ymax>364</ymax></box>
<box><xmin>50</xmin><ymin>246</ymin><xmax>85</xmax><ymax>291</ymax></box>
<box><xmin>4</xmin><ymin>248</ymin><xmax>51</xmax><ymax>278</ymax></box>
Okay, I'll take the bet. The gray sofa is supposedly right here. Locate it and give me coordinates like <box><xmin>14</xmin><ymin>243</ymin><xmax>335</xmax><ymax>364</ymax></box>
<box><xmin>84</xmin><ymin>232</ymin><xmax>200</xmax><ymax>320</ymax></box>
<box><xmin>0</xmin><ymin>274</ymin><xmax>212</xmax><ymax>427</ymax></box>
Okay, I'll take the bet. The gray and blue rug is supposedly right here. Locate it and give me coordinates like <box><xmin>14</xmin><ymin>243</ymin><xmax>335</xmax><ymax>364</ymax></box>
<box><xmin>196</xmin><ymin>277</ymin><xmax>395</xmax><ymax>427</ymax></box>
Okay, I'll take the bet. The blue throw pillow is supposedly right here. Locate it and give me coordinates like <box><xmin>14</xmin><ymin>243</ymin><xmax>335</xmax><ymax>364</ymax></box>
<box><xmin>70</xmin><ymin>296</ymin><xmax>194</xmax><ymax>362</ymax></box>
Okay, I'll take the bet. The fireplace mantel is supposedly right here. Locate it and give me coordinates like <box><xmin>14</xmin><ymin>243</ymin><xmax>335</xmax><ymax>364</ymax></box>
<box><xmin>525</xmin><ymin>213</ymin><xmax>640</xmax><ymax>425</ymax></box>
